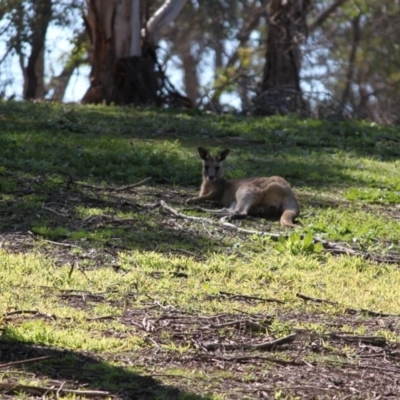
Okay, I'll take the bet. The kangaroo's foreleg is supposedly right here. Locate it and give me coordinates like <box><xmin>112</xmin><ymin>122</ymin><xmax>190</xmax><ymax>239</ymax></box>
<box><xmin>185</xmin><ymin>192</ymin><xmax>219</xmax><ymax>205</ymax></box>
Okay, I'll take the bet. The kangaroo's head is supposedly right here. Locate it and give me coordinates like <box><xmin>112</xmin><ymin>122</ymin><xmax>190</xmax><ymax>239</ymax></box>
<box><xmin>197</xmin><ymin>147</ymin><xmax>230</xmax><ymax>182</ymax></box>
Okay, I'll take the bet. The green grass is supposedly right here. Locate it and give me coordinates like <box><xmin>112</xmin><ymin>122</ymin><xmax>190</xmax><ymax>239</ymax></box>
<box><xmin>0</xmin><ymin>100</ymin><xmax>400</xmax><ymax>399</ymax></box>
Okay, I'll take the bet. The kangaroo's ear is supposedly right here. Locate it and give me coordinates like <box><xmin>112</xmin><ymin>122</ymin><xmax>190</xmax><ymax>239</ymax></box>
<box><xmin>197</xmin><ymin>147</ymin><xmax>209</xmax><ymax>160</ymax></box>
<box><xmin>217</xmin><ymin>148</ymin><xmax>230</xmax><ymax>162</ymax></box>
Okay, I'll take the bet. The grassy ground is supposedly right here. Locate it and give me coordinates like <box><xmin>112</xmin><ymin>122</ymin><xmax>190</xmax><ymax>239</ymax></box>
<box><xmin>1</xmin><ymin>100</ymin><xmax>400</xmax><ymax>399</ymax></box>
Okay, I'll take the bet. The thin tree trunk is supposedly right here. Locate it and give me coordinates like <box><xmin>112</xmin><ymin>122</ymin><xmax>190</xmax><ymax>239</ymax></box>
<box><xmin>180</xmin><ymin>41</ymin><xmax>199</xmax><ymax>104</ymax></box>
<box><xmin>341</xmin><ymin>15</ymin><xmax>361</xmax><ymax>108</ymax></box>
<box><xmin>83</xmin><ymin>0</ymin><xmax>143</xmax><ymax>104</ymax></box>
<box><xmin>254</xmin><ymin>0</ymin><xmax>310</xmax><ymax>116</ymax></box>
<box><xmin>24</xmin><ymin>0</ymin><xmax>52</xmax><ymax>99</ymax></box>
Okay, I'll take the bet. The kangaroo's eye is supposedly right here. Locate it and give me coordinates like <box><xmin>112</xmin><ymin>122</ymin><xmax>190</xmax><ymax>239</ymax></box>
<box><xmin>205</xmin><ymin>166</ymin><xmax>209</xmax><ymax>170</ymax></box>
<box><xmin>215</xmin><ymin>166</ymin><xmax>220</xmax><ymax>171</ymax></box>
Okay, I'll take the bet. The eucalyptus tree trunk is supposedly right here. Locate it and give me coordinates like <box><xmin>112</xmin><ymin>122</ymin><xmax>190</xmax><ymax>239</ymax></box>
<box><xmin>82</xmin><ymin>0</ymin><xmax>187</xmax><ymax>106</ymax></box>
<box><xmin>254</xmin><ymin>0</ymin><xmax>310</xmax><ymax>115</ymax></box>
<box><xmin>24</xmin><ymin>0</ymin><xmax>52</xmax><ymax>99</ymax></box>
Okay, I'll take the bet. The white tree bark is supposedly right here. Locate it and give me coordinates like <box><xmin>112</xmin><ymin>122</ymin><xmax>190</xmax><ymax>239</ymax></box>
<box><xmin>146</xmin><ymin>0</ymin><xmax>187</xmax><ymax>45</ymax></box>
<box><xmin>83</xmin><ymin>0</ymin><xmax>187</xmax><ymax>104</ymax></box>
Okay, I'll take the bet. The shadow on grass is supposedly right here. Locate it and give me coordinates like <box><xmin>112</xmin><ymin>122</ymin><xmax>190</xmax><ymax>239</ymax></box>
<box><xmin>1</xmin><ymin>100</ymin><xmax>399</xmax><ymax>254</ymax></box>
<box><xmin>0</xmin><ymin>329</ymin><xmax>211</xmax><ymax>399</ymax></box>
<box><xmin>1</xmin><ymin>100</ymin><xmax>399</xmax><ymax>188</ymax></box>
<box><xmin>0</xmin><ymin>181</ymin><xmax>221</xmax><ymax>257</ymax></box>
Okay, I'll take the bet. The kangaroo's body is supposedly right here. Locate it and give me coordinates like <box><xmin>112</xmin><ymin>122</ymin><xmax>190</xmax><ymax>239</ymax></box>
<box><xmin>186</xmin><ymin>147</ymin><xmax>300</xmax><ymax>227</ymax></box>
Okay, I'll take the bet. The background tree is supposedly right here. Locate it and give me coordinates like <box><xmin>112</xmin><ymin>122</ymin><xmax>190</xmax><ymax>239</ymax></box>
<box><xmin>162</xmin><ymin>0</ymin><xmax>267</xmax><ymax>111</ymax></box>
<box><xmin>0</xmin><ymin>0</ymin><xmax>83</xmax><ymax>100</ymax></box>
<box><xmin>252</xmin><ymin>0</ymin><xmax>311</xmax><ymax>115</ymax></box>
<box><xmin>1</xmin><ymin>0</ymin><xmax>400</xmax><ymax>122</ymax></box>
<box><xmin>82</xmin><ymin>0</ymin><xmax>189</xmax><ymax>106</ymax></box>
<box><xmin>301</xmin><ymin>0</ymin><xmax>400</xmax><ymax>122</ymax></box>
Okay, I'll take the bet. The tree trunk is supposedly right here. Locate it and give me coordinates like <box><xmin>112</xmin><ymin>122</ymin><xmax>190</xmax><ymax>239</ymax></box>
<box><xmin>179</xmin><ymin>40</ymin><xmax>200</xmax><ymax>105</ymax></box>
<box><xmin>341</xmin><ymin>15</ymin><xmax>360</xmax><ymax>110</ymax></box>
<box><xmin>24</xmin><ymin>0</ymin><xmax>52</xmax><ymax>100</ymax></box>
<box><xmin>254</xmin><ymin>0</ymin><xmax>310</xmax><ymax>116</ymax></box>
<box><xmin>82</xmin><ymin>0</ymin><xmax>187</xmax><ymax>106</ymax></box>
<box><xmin>82</xmin><ymin>0</ymin><xmax>144</xmax><ymax>104</ymax></box>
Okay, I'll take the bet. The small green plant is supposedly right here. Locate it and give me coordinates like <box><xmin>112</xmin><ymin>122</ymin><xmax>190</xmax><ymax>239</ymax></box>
<box><xmin>274</xmin><ymin>232</ymin><xmax>324</xmax><ymax>255</ymax></box>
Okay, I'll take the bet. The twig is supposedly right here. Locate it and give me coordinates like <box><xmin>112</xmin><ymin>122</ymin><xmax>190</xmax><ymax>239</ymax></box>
<box><xmin>76</xmin><ymin>177</ymin><xmax>151</xmax><ymax>191</ymax></box>
<box><xmin>159</xmin><ymin>200</ymin><xmax>212</xmax><ymax>222</ymax></box>
<box><xmin>296</xmin><ymin>293</ymin><xmax>337</xmax><ymax>305</ymax></box>
<box><xmin>0</xmin><ymin>383</ymin><xmax>111</xmax><ymax>397</ymax></box>
<box><xmin>56</xmin><ymin>381</ymin><xmax>66</xmax><ymax>398</ymax></box>
<box><xmin>112</xmin><ymin>177</ymin><xmax>152</xmax><ymax>191</ymax></box>
<box><xmin>86</xmin><ymin>315</ymin><xmax>117</xmax><ymax>321</ymax></box>
<box><xmin>203</xmin><ymin>333</ymin><xmax>297</xmax><ymax>351</ymax></box>
<box><xmin>42</xmin><ymin>205</ymin><xmax>69</xmax><ymax>217</ymax></box>
<box><xmin>4</xmin><ymin>310</ymin><xmax>56</xmax><ymax>320</ymax></box>
<box><xmin>220</xmin><ymin>221</ymin><xmax>274</xmax><ymax>236</ymax></box>
<box><xmin>328</xmin><ymin>333</ymin><xmax>386</xmax><ymax>346</ymax></box>
<box><xmin>56</xmin><ymin>381</ymin><xmax>67</xmax><ymax>399</ymax></box>
<box><xmin>42</xmin><ymin>239</ymin><xmax>81</xmax><ymax>248</ymax></box>
<box><xmin>0</xmin><ymin>356</ymin><xmax>51</xmax><ymax>369</ymax></box>
<box><xmin>211</xmin><ymin>291</ymin><xmax>284</xmax><ymax>304</ymax></box>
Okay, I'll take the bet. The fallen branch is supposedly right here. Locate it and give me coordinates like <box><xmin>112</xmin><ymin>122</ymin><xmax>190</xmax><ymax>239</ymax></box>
<box><xmin>0</xmin><ymin>383</ymin><xmax>111</xmax><ymax>397</ymax></box>
<box><xmin>42</xmin><ymin>239</ymin><xmax>81</xmax><ymax>248</ymax></box>
<box><xmin>328</xmin><ymin>333</ymin><xmax>386</xmax><ymax>346</ymax></box>
<box><xmin>160</xmin><ymin>200</ymin><xmax>212</xmax><ymax>222</ymax></box>
<box><xmin>42</xmin><ymin>204</ymin><xmax>70</xmax><ymax>217</ymax></box>
<box><xmin>210</xmin><ymin>291</ymin><xmax>284</xmax><ymax>304</ymax></box>
<box><xmin>3</xmin><ymin>310</ymin><xmax>56</xmax><ymax>320</ymax></box>
<box><xmin>76</xmin><ymin>177</ymin><xmax>151</xmax><ymax>191</ymax></box>
<box><xmin>113</xmin><ymin>177</ymin><xmax>152</xmax><ymax>191</ymax></box>
<box><xmin>0</xmin><ymin>356</ymin><xmax>51</xmax><ymax>369</ymax></box>
<box><xmin>202</xmin><ymin>333</ymin><xmax>297</xmax><ymax>351</ymax></box>
<box><xmin>296</xmin><ymin>293</ymin><xmax>337</xmax><ymax>305</ymax></box>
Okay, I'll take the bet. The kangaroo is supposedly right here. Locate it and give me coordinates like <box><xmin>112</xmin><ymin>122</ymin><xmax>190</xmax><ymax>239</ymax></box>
<box><xmin>186</xmin><ymin>147</ymin><xmax>300</xmax><ymax>227</ymax></box>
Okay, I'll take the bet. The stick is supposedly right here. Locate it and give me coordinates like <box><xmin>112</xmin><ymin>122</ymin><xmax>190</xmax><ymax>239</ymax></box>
<box><xmin>0</xmin><ymin>383</ymin><xmax>111</xmax><ymax>397</ymax></box>
<box><xmin>159</xmin><ymin>200</ymin><xmax>212</xmax><ymax>222</ymax></box>
<box><xmin>203</xmin><ymin>333</ymin><xmax>297</xmax><ymax>351</ymax></box>
<box><xmin>0</xmin><ymin>356</ymin><xmax>51</xmax><ymax>369</ymax></box>
<box><xmin>328</xmin><ymin>333</ymin><xmax>386</xmax><ymax>345</ymax></box>
<box><xmin>42</xmin><ymin>239</ymin><xmax>81</xmax><ymax>248</ymax></box>
<box><xmin>112</xmin><ymin>177</ymin><xmax>152</xmax><ymax>191</ymax></box>
<box><xmin>76</xmin><ymin>177</ymin><xmax>151</xmax><ymax>191</ymax></box>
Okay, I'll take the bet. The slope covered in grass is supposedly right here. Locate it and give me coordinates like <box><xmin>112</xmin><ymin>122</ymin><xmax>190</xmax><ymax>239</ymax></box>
<box><xmin>0</xmin><ymin>101</ymin><xmax>400</xmax><ymax>399</ymax></box>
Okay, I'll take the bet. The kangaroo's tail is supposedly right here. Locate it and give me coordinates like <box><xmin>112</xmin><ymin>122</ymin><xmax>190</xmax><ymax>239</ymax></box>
<box><xmin>280</xmin><ymin>209</ymin><xmax>298</xmax><ymax>227</ymax></box>
<box><xmin>280</xmin><ymin>194</ymin><xmax>300</xmax><ymax>227</ymax></box>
